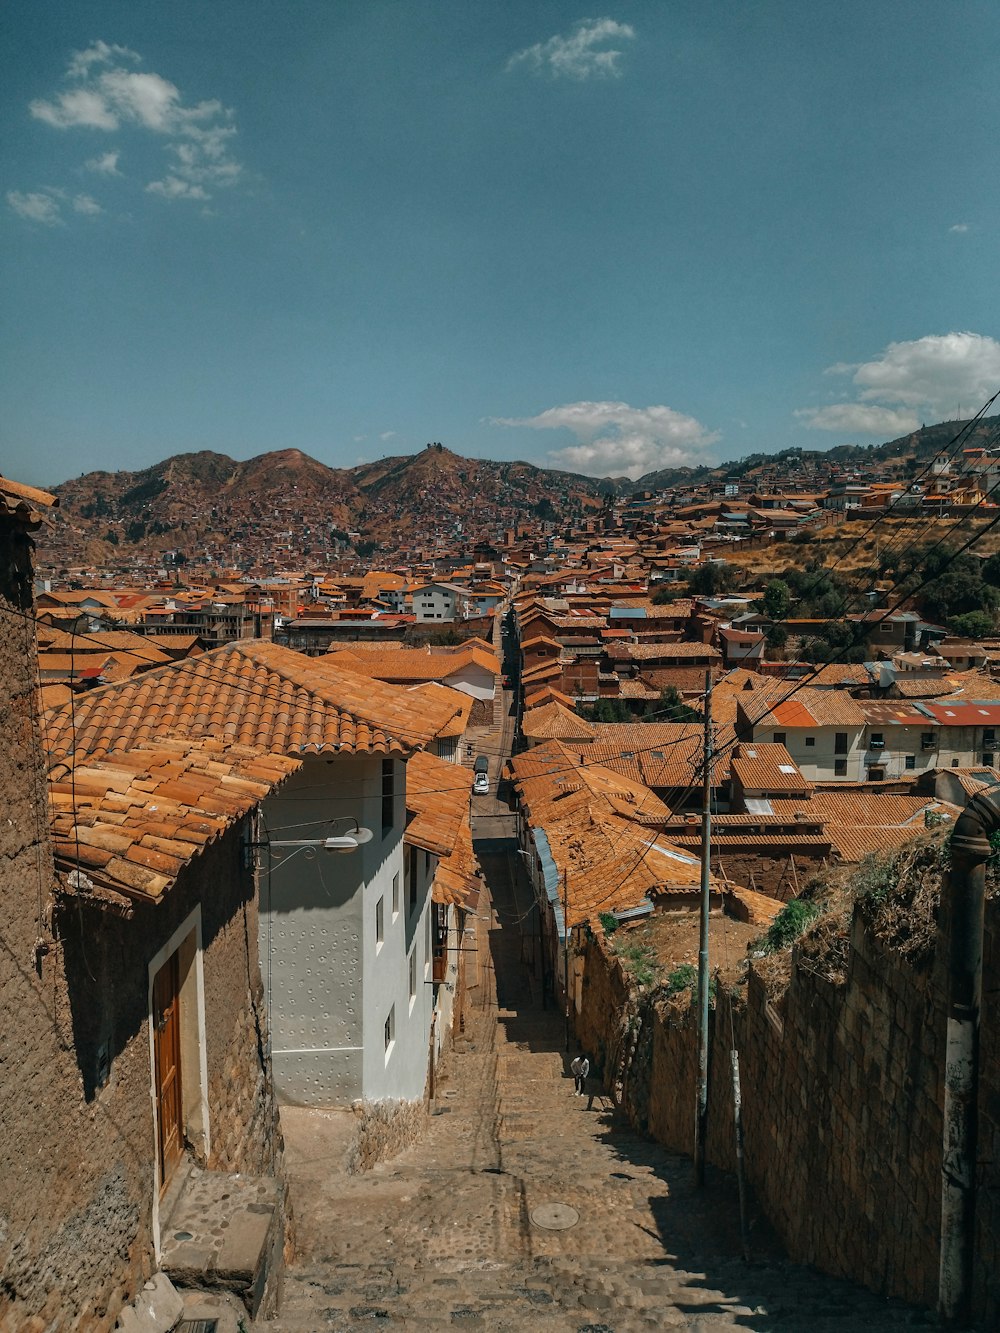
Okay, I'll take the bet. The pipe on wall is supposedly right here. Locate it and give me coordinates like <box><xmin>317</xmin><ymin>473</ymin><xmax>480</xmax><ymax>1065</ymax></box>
<box><xmin>939</xmin><ymin>787</ymin><xmax>1000</xmax><ymax>1323</ymax></box>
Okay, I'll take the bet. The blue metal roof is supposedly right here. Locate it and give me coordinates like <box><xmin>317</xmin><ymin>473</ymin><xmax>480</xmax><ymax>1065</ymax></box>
<box><xmin>610</xmin><ymin>605</ymin><xmax>646</xmax><ymax>620</ymax></box>
<box><xmin>532</xmin><ymin>827</ymin><xmax>565</xmax><ymax>940</ymax></box>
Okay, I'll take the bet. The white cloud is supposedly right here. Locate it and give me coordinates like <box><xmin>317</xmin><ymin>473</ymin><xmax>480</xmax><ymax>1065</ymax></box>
<box><xmin>506</xmin><ymin>18</ymin><xmax>636</xmax><ymax>80</ymax></box>
<box><xmin>795</xmin><ymin>404</ymin><xmax>920</xmax><ymax>436</ymax></box>
<box><xmin>949</xmin><ymin>223</ymin><xmax>969</xmax><ymax>234</ymax></box>
<box><xmin>146</xmin><ymin>175</ymin><xmax>208</xmax><ymax>200</ymax></box>
<box><xmin>85</xmin><ymin>150</ymin><xmax>120</xmax><ymax>175</ymax></box>
<box><xmin>379</xmin><ymin>431</ymin><xmax>396</xmax><ymax>441</ymax></box>
<box><xmin>27</xmin><ymin>41</ymin><xmax>243</xmax><ymax>205</ymax></box>
<box><xmin>494</xmin><ymin>400</ymin><xmax>719</xmax><ymax>479</ymax></box>
<box><xmin>797</xmin><ymin>332</ymin><xmax>1000</xmax><ymax>436</ymax></box>
<box><xmin>6</xmin><ymin>190</ymin><xmax>62</xmax><ymax>224</ymax></box>
<box><xmin>67</xmin><ymin>41</ymin><xmax>139</xmax><ymax>80</ymax></box>
<box><xmin>30</xmin><ymin>87</ymin><xmax>119</xmax><ymax>130</ymax></box>
<box><xmin>72</xmin><ymin>193</ymin><xmax>102</xmax><ymax>216</ymax></box>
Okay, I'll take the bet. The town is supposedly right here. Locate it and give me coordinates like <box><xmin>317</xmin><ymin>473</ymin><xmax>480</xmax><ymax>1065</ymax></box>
<box><xmin>3</xmin><ymin>413</ymin><xmax>1000</xmax><ymax>1329</ymax></box>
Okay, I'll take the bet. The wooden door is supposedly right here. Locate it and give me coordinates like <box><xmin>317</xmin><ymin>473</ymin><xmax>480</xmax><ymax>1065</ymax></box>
<box><xmin>153</xmin><ymin>952</ymin><xmax>183</xmax><ymax>1189</ymax></box>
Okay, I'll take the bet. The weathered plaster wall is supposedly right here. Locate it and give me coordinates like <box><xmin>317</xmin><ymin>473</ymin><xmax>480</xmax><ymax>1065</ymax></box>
<box><xmin>577</xmin><ymin>904</ymin><xmax>1000</xmax><ymax>1322</ymax></box>
<box><xmin>0</xmin><ymin>521</ymin><xmax>282</xmax><ymax>1329</ymax></box>
<box><xmin>0</xmin><ymin>520</ymin><xmax>149</xmax><ymax>1331</ymax></box>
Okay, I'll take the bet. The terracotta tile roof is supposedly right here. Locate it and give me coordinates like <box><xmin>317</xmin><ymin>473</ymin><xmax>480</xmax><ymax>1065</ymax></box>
<box><xmin>404</xmin><ymin>750</ymin><xmax>480</xmax><ymax>907</ymax></box>
<box><xmin>607</xmin><ymin>641</ymin><xmax>722</xmax><ymax>662</ymax></box>
<box><xmin>731</xmin><ymin>743</ymin><xmax>809</xmax><ymax>794</ymax></box>
<box><xmin>326</xmin><ymin>644</ymin><xmax>500</xmax><ymax>681</ymax></box>
<box><xmin>42</xmin><ymin>640</ymin><xmax>465</xmax><ymax>765</ymax></box>
<box><xmin>521</xmin><ymin>701</ymin><xmax>596</xmax><ymax>741</ymax></box>
<box><xmin>739</xmin><ymin>683</ymin><xmax>866</xmax><ymax>729</ymax></box>
<box><xmin>0</xmin><ymin>474</ymin><xmax>58</xmax><ymax>527</ymax></box>
<box><xmin>50</xmin><ymin>737</ymin><xmax>299</xmax><ymax>902</ymax></box>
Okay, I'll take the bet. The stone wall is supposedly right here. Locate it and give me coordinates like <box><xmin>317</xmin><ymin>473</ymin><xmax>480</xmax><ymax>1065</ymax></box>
<box><xmin>0</xmin><ymin>509</ymin><xmax>283</xmax><ymax>1330</ymax></box>
<box><xmin>577</xmin><ymin>904</ymin><xmax>1000</xmax><ymax>1322</ymax></box>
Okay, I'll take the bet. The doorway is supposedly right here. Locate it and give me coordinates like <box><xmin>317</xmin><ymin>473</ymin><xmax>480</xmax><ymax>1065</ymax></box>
<box><xmin>153</xmin><ymin>951</ymin><xmax>184</xmax><ymax>1190</ymax></box>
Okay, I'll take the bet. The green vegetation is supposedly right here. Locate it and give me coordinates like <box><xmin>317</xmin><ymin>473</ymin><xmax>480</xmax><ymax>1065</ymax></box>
<box><xmin>665</xmin><ymin>962</ymin><xmax>697</xmax><ymax>994</ymax></box>
<box><xmin>687</xmin><ymin>560</ymin><xmax>737</xmax><ymax>596</ymax></box>
<box><xmin>578</xmin><ymin>698</ymin><xmax>633</xmax><ymax>722</ymax></box>
<box><xmin>879</xmin><ymin>542</ymin><xmax>999</xmax><ymax>635</ymax></box>
<box><xmin>598</xmin><ymin>911</ymin><xmax>619</xmax><ymax>935</ymax></box>
<box><xmin>760</xmin><ymin>898</ymin><xmax>821</xmax><ymax>953</ymax></box>
<box><xmin>613</xmin><ymin>939</ymin><xmax>660</xmax><ymax>987</ymax></box>
<box><xmin>644</xmin><ymin>685</ymin><xmax>700</xmax><ymax>723</ymax></box>
<box><xmin>762</xmin><ymin>578</ymin><xmax>791</xmax><ymax>619</ymax></box>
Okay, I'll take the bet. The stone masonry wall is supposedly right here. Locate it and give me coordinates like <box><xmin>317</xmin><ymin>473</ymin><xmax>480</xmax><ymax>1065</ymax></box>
<box><xmin>577</xmin><ymin>905</ymin><xmax>1000</xmax><ymax>1322</ymax></box>
<box><xmin>1</xmin><ymin>512</ymin><xmax>282</xmax><ymax>1330</ymax></box>
<box><xmin>1</xmin><ymin>519</ymin><xmax>153</xmax><ymax>1332</ymax></box>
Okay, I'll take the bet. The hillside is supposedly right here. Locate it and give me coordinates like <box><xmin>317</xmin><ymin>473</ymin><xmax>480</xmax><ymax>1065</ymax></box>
<box><xmin>42</xmin><ymin>443</ymin><xmax>607</xmax><ymax>572</ymax></box>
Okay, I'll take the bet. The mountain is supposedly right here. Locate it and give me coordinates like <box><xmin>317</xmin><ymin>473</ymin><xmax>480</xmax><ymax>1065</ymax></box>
<box><xmin>42</xmin><ymin>444</ymin><xmax>608</xmax><ymax>571</ymax></box>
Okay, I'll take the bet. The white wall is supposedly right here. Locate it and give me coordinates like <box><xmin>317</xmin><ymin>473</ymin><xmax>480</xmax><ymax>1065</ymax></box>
<box><xmin>753</xmin><ymin>724</ymin><xmax>866</xmax><ymax>782</ymax></box>
<box><xmin>362</xmin><ymin>834</ymin><xmax>436</xmax><ymax>1102</ymax></box>
<box><xmin>261</xmin><ymin>754</ymin><xmax>433</xmax><ymax>1106</ymax></box>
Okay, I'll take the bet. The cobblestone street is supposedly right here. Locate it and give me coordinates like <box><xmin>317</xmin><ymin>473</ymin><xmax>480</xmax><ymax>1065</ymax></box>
<box><xmin>270</xmin><ymin>804</ymin><xmax>936</xmax><ymax>1331</ymax></box>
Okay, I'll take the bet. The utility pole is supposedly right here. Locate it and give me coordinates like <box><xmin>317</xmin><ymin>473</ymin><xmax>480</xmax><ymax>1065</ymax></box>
<box><xmin>563</xmin><ymin>868</ymin><xmax>570</xmax><ymax>1052</ymax></box>
<box><xmin>695</xmin><ymin>669</ymin><xmax>713</xmax><ymax>1187</ymax></box>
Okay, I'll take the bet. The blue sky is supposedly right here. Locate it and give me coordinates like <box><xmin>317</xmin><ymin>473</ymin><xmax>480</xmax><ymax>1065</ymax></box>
<box><xmin>4</xmin><ymin>2</ymin><xmax>1000</xmax><ymax>485</ymax></box>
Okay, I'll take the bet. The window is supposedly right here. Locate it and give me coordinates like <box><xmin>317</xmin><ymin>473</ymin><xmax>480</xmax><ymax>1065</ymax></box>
<box><xmin>407</xmin><ymin>843</ymin><xmax>418</xmax><ymax>914</ymax></box>
<box><xmin>984</xmin><ymin>753</ymin><xmax>995</xmax><ymax>768</ymax></box>
<box><xmin>834</xmin><ymin>759</ymin><xmax>847</xmax><ymax>777</ymax></box>
<box><xmin>805</xmin><ymin>736</ymin><xmax>815</xmax><ymax>748</ymax></box>
<box><xmin>870</xmin><ymin>733</ymin><xmax>884</xmax><ymax>748</ymax></box>
<box><xmin>921</xmin><ymin>732</ymin><xmax>935</xmax><ymax>749</ymax></box>
<box><xmin>391</xmin><ymin>872</ymin><xmax>400</xmax><ymax>918</ymax></box>
<box><xmin>384</xmin><ymin>1005</ymin><xmax>395</xmax><ymax>1059</ymax></box>
<box><xmin>773</xmin><ymin>732</ymin><xmax>786</xmax><ymax>745</ymax></box>
<box><xmin>985</xmin><ymin>729</ymin><xmax>996</xmax><ymax>743</ymax></box>
<box><xmin>408</xmin><ymin>950</ymin><xmax>417</xmax><ymax>1008</ymax></box>
<box><xmin>868</xmin><ymin>767</ymin><xmax>885</xmax><ymax>782</ymax></box>
<box><xmin>425</xmin><ymin>905</ymin><xmax>432</xmax><ymax>974</ymax></box>
<box><xmin>834</xmin><ymin>732</ymin><xmax>848</xmax><ymax>755</ymax></box>
<box><xmin>879</xmin><ymin>622</ymin><xmax>893</xmax><ymax>635</ymax></box>
<box><xmin>375</xmin><ymin>896</ymin><xmax>384</xmax><ymax>949</ymax></box>
<box><xmin>381</xmin><ymin>758</ymin><xmax>395</xmax><ymax>837</ymax></box>
<box><xmin>905</xmin><ymin>754</ymin><xmax>916</xmax><ymax>770</ymax></box>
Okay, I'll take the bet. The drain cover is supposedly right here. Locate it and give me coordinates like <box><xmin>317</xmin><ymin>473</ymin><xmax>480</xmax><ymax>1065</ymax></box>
<box><xmin>529</xmin><ymin>1202</ymin><xmax>579</xmax><ymax>1230</ymax></box>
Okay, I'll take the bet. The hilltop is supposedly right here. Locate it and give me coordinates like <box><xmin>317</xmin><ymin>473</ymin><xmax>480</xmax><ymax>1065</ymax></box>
<box><xmin>39</xmin><ymin>416</ymin><xmax>1000</xmax><ymax>573</ymax></box>
<box><xmin>43</xmin><ymin>443</ymin><xmax>607</xmax><ymax>571</ymax></box>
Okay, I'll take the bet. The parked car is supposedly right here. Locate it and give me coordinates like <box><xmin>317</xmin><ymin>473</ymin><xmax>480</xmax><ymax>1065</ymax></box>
<box><xmin>473</xmin><ymin>771</ymin><xmax>490</xmax><ymax>795</ymax></box>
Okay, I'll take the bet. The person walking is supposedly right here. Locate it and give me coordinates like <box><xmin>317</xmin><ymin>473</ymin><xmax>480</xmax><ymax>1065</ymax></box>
<box><xmin>570</xmin><ymin>1053</ymin><xmax>590</xmax><ymax>1096</ymax></box>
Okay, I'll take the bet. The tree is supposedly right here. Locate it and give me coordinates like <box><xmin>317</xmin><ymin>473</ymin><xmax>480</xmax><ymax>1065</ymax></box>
<box><xmin>765</xmin><ymin>623</ymin><xmax>788</xmax><ymax>649</ymax></box>
<box><xmin>687</xmin><ymin>561</ymin><xmax>736</xmax><ymax>596</ymax></box>
<box><xmin>651</xmin><ymin>583</ymin><xmax>680</xmax><ymax>604</ymax></box>
<box><xmin>644</xmin><ymin>686</ymin><xmax>700</xmax><ymax>723</ymax></box>
<box><xmin>947</xmin><ymin>609</ymin><xmax>995</xmax><ymax>640</ymax></box>
<box><xmin>762</xmin><ymin>579</ymin><xmax>791</xmax><ymax>620</ymax></box>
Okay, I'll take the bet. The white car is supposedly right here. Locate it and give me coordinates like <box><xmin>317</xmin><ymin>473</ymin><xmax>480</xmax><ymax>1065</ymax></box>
<box><xmin>473</xmin><ymin>771</ymin><xmax>490</xmax><ymax>796</ymax></box>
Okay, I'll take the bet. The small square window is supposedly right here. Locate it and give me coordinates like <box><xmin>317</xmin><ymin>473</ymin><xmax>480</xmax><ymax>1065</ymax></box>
<box><xmin>834</xmin><ymin>759</ymin><xmax>847</xmax><ymax>777</ymax></box>
<box><xmin>905</xmin><ymin>754</ymin><xmax>916</xmax><ymax>770</ymax></box>
<box><xmin>773</xmin><ymin>732</ymin><xmax>786</xmax><ymax>745</ymax></box>
<box><xmin>805</xmin><ymin>736</ymin><xmax>815</xmax><ymax>747</ymax></box>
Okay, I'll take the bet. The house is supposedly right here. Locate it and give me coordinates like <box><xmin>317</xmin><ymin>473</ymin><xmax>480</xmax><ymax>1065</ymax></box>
<box><xmin>326</xmin><ymin>641</ymin><xmax>499</xmax><ymax>726</ymax></box>
<box><xmin>509</xmin><ymin>742</ymin><xmax>724</xmax><ymax>1014</ymax></box>
<box><xmin>736</xmin><ymin>685</ymin><xmax>868</xmax><ymax>782</ymax></box>
<box><xmin>1</xmin><ymin>479</ymin><xmax>291</xmax><ymax>1324</ymax></box>
<box><xmin>42</xmin><ymin>640</ymin><xmax>468</xmax><ymax>1109</ymax></box>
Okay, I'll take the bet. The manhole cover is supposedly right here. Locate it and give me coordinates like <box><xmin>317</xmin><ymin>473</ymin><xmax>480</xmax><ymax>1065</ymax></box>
<box><xmin>529</xmin><ymin>1202</ymin><xmax>579</xmax><ymax>1230</ymax></box>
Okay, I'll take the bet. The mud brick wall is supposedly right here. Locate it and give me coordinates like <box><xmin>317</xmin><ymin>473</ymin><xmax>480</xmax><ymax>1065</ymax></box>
<box><xmin>976</xmin><ymin>898</ymin><xmax>1000</xmax><ymax>1324</ymax></box>
<box><xmin>578</xmin><ymin>905</ymin><xmax>1000</xmax><ymax>1320</ymax></box>
<box><xmin>0</xmin><ymin>520</ymin><xmax>152</xmax><ymax>1332</ymax></box>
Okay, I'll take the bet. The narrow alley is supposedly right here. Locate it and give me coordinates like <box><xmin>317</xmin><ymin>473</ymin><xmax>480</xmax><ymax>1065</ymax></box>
<box><xmin>270</xmin><ymin>799</ymin><xmax>931</xmax><ymax>1330</ymax></box>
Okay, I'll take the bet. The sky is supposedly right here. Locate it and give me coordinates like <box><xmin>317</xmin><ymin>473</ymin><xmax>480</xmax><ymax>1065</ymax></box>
<box><xmin>4</xmin><ymin>2</ymin><xmax>1000</xmax><ymax>486</ymax></box>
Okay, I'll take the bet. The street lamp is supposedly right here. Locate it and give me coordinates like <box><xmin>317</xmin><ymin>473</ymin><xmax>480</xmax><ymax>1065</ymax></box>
<box><xmin>256</xmin><ymin>818</ymin><xmax>374</xmax><ymax>855</ymax></box>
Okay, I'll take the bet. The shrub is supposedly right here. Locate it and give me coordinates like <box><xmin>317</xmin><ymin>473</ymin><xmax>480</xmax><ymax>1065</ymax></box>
<box><xmin>598</xmin><ymin>911</ymin><xmax>619</xmax><ymax>935</ymax></box>
<box><xmin>614</xmin><ymin>940</ymin><xmax>660</xmax><ymax>987</ymax></box>
<box><xmin>761</xmin><ymin>898</ymin><xmax>821</xmax><ymax>953</ymax></box>
<box><xmin>665</xmin><ymin>963</ymin><xmax>697</xmax><ymax>994</ymax></box>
